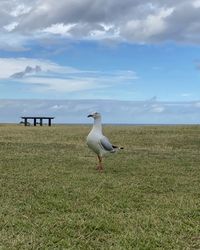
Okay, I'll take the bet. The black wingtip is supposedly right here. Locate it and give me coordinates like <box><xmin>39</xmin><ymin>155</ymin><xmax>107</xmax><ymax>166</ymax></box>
<box><xmin>112</xmin><ymin>145</ymin><xmax>124</xmax><ymax>149</ymax></box>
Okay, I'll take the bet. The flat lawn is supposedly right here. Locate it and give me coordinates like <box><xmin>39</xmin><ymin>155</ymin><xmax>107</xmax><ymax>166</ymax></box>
<box><xmin>0</xmin><ymin>124</ymin><xmax>200</xmax><ymax>249</ymax></box>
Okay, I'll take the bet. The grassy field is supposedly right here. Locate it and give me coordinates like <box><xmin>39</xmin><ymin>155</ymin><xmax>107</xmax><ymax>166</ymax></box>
<box><xmin>0</xmin><ymin>124</ymin><xmax>200</xmax><ymax>249</ymax></box>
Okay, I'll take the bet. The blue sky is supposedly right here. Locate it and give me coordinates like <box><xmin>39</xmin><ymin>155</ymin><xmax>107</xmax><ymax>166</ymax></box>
<box><xmin>1</xmin><ymin>0</ymin><xmax>200</xmax><ymax>123</ymax></box>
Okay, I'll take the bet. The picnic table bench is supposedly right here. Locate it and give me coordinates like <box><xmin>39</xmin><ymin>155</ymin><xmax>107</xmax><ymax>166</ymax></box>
<box><xmin>21</xmin><ymin>116</ymin><xmax>54</xmax><ymax>126</ymax></box>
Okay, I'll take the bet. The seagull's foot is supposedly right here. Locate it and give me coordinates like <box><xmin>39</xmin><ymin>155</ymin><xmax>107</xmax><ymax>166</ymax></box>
<box><xmin>96</xmin><ymin>165</ymin><xmax>104</xmax><ymax>172</ymax></box>
<box><xmin>97</xmin><ymin>155</ymin><xmax>103</xmax><ymax>172</ymax></box>
<box><xmin>99</xmin><ymin>165</ymin><xmax>104</xmax><ymax>172</ymax></box>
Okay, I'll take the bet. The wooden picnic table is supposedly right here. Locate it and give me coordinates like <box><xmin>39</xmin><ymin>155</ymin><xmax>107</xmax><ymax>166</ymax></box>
<box><xmin>21</xmin><ymin>116</ymin><xmax>54</xmax><ymax>126</ymax></box>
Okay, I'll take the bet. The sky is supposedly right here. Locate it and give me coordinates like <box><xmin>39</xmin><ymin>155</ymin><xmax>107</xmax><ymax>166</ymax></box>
<box><xmin>0</xmin><ymin>0</ymin><xmax>200</xmax><ymax>123</ymax></box>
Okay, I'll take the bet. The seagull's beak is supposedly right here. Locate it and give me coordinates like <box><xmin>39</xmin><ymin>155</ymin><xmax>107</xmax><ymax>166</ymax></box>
<box><xmin>87</xmin><ymin>114</ymin><xmax>93</xmax><ymax>118</ymax></box>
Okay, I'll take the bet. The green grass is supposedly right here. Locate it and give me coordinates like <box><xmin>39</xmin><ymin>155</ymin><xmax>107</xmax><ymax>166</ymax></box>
<box><xmin>0</xmin><ymin>124</ymin><xmax>200</xmax><ymax>249</ymax></box>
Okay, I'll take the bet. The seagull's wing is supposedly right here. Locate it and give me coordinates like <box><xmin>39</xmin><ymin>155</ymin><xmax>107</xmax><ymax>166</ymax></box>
<box><xmin>99</xmin><ymin>136</ymin><xmax>114</xmax><ymax>152</ymax></box>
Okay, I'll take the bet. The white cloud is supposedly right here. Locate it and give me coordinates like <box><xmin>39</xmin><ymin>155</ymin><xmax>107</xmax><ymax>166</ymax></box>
<box><xmin>3</xmin><ymin>22</ymin><xmax>19</xmax><ymax>32</ymax></box>
<box><xmin>10</xmin><ymin>65</ymin><xmax>42</xmax><ymax>78</ymax></box>
<box><xmin>0</xmin><ymin>57</ymin><xmax>137</xmax><ymax>93</ymax></box>
<box><xmin>193</xmin><ymin>101</ymin><xmax>200</xmax><ymax>108</ymax></box>
<box><xmin>193</xmin><ymin>0</ymin><xmax>200</xmax><ymax>8</ymax></box>
<box><xmin>10</xmin><ymin>4</ymin><xmax>32</xmax><ymax>17</ymax></box>
<box><xmin>0</xmin><ymin>0</ymin><xmax>200</xmax><ymax>48</ymax></box>
<box><xmin>122</xmin><ymin>8</ymin><xmax>173</xmax><ymax>42</ymax></box>
<box><xmin>0</xmin><ymin>33</ymin><xmax>29</xmax><ymax>51</ymax></box>
<box><xmin>151</xmin><ymin>105</ymin><xmax>165</xmax><ymax>113</ymax></box>
<box><xmin>50</xmin><ymin>104</ymin><xmax>64</xmax><ymax>110</ymax></box>
<box><xmin>1</xmin><ymin>99</ymin><xmax>200</xmax><ymax>124</ymax></box>
<box><xmin>0</xmin><ymin>57</ymin><xmax>82</xmax><ymax>78</ymax></box>
<box><xmin>20</xmin><ymin>77</ymin><xmax>100</xmax><ymax>92</ymax></box>
<box><xmin>0</xmin><ymin>58</ymin><xmax>60</xmax><ymax>78</ymax></box>
<box><xmin>88</xmin><ymin>23</ymin><xmax>120</xmax><ymax>40</ymax></box>
<box><xmin>42</xmin><ymin>23</ymin><xmax>76</xmax><ymax>35</ymax></box>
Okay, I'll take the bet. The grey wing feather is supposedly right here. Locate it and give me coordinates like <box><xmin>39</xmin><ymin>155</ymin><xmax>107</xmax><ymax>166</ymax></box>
<box><xmin>99</xmin><ymin>136</ymin><xmax>114</xmax><ymax>151</ymax></box>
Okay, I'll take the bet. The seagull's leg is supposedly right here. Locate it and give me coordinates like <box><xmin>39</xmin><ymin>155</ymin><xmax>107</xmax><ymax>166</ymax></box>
<box><xmin>97</xmin><ymin>155</ymin><xmax>103</xmax><ymax>171</ymax></box>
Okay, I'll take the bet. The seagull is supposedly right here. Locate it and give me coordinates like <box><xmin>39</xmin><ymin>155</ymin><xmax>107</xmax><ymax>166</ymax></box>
<box><xmin>86</xmin><ymin>112</ymin><xmax>123</xmax><ymax>171</ymax></box>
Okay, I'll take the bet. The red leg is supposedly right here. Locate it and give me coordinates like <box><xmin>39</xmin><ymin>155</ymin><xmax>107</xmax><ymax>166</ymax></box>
<box><xmin>97</xmin><ymin>155</ymin><xmax>103</xmax><ymax>172</ymax></box>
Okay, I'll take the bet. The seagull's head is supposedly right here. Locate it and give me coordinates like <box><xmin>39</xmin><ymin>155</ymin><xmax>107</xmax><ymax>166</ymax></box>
<box><xmin>87</xmin><ymin>112</ymin><xmax>101</xmax><ymax>119</ymax></box>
